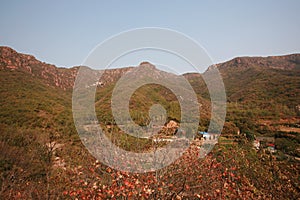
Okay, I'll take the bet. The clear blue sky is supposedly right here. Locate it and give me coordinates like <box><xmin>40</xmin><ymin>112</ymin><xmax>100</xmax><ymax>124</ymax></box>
<box><xmin>1</xmin><ymin>0</ymin><xmax>299</xmax><ymax>73</ymax></box>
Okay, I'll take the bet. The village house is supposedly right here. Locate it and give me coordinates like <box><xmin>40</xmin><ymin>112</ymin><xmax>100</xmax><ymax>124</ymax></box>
<box><xmin>198</xmin><ymin>132</ymin><xmax>219</xmax><ymax>141</ymax></box>
<box><xmin>255</xmin><ymin>136</ymin><xmax>276</xmax><ymax>152</ymax></box>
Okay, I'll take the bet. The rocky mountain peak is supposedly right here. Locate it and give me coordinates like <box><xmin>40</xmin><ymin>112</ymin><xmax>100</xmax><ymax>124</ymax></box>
<box><xmin>139</xmin><ymin>61</ymin><xmax>156</xmax><ymax>70</ymax></box>
<box><xmin>215</xmin><ymin>54</ymin><xmax>300</xmax><ymax>71</ymax></box>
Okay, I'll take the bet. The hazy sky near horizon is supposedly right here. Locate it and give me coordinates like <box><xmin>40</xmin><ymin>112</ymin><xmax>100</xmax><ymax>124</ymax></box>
<box><xmin>1</xmin><ymin>0</ymin><xmax>300</xmax><ymax>73</ymax></box>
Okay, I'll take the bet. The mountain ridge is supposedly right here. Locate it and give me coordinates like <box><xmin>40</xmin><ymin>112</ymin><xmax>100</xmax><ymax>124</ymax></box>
<box><xmin>1</xmin><ymin>46</ymin><xmax>299</xmax><ymax>119</ymax></box>
<box><xmin>215</xmin><ymin>53</ymin><xmax>300</xmax><ymax>71</ymax></box>
<box><xmin>1</xmin><ymin>46</ymin><xmax>300</xmax><ymax>90</ymax></box>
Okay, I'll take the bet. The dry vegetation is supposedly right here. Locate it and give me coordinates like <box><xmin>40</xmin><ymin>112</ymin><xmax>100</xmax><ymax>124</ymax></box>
<box><xmin>0</xmin><ymin>47</ymin><xmax>299</xmax><ymax>199</ymax></box>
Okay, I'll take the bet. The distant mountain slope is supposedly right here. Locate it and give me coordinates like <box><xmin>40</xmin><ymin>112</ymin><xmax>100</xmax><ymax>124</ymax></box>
<box><xmin>94</xmin><ymin>62</ymin><xmax>211</xmax><ymax>126</ymax></box>
<box><xmin>184</xmin><ymin>54</ymin><xmax>300</xmax><ymax>116</ymax></box>
<box><xmin>183</xmin><ymin>54</ymin><xmax>300</xmax><ymax>139</ymax></box>
<box><xmin>2</xmin><ymin>46</ymin><xmax>299</xmax><ymax>112</ymax></box>
<box><xmin>0</xmin><ymin>46</ymin><xmax>133</xmax><ymax>90</ymax></box>
<box><xmin>1</xmin><ymin>46</ymin><xmax>299</xmax><ymax>129</ymax></box>
<box><xmin>217</xmin><ymin>54</ymin><xmax>300</xmax><ymax>70</ymax></box>
<box><xmin>216</xmin><ymin>55</ymin><xmax>300</xmax><ymax>104</ymax></box>
<box><xmin>0</xmin><ymin>46</ymin><xmax>77</xmax><ymax>90</ymax></box>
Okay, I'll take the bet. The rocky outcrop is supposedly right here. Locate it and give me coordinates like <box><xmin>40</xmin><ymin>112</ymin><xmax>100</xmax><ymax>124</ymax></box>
<box><xmin>2</xmin><ymin>46</ymin><xmax>299</xmax><ymax>92</ymax></box>
<box><xmin>0</xmin><ymin>47</ymin><xmax>132</xmax><ymax>90</ymax></box>
<box><xmin>215</xmin><ymin>54</ymin><xmax>300</xmax><ymax>71</ymax></box>
<box><xmin>0</xmin><ymin>46</ymin><xmax>78</xmax><ymax>90</ymax></box>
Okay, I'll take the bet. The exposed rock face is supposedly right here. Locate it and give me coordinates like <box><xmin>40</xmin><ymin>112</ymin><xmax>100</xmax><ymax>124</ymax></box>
<box><xmin>139</xmin><ymin>61</ymin><xmax>156</xmax><ymax>70</ymax></box>
<box><xmin>99</xmin><ymin>67</ymin><xmax>133</xmax><ymax>86</ymax></box>
<box><xmin>1</xmin><ymin>46</ymin><xmax>300</xmax><ymax>93</ymax></box>
<box><xmin>0</xmin><ymin>46</ymin><xmax>78</xmax><ymax>90</ymax></box>
<box><xmin>215</xmin><ymin>54</ymin><xmax>300</xmax><ymax>70</ymax></box>
<box><xmin>0</xmin><ymin>46</ymin><xmax>133</xmax><ymax>90</ymax></box>
<box><xmin>166</xmin><ymin>120</ymin><xmax>179</xmax><ymax>129</ymax></box>
<box><xmin>97</xmin><ymin>62</ymin><xmax>159</xmax><ymax>86</ymax></box>
<box><xmin>0</xmin><ymin>48</ymin><xmax>164</xmax><ymax>91</ymax></box>
<box><xmin>0</xmin><ymin>46</ymin><xmax>36</xmax><ymax>73</ymax></box>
